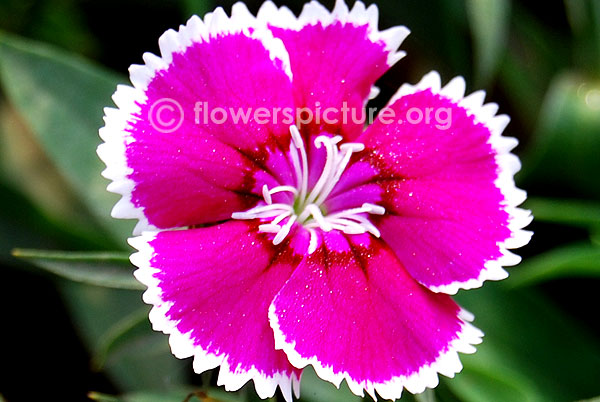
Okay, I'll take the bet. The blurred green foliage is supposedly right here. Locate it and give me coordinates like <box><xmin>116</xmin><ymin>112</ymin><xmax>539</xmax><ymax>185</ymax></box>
<box><xmin>1</xmin><ymin>0</ymin><xmax>599</xmax><ymax>401</ymax></box>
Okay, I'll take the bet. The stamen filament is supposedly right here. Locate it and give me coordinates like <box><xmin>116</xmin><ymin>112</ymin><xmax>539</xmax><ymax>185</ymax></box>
<box><xmin>269</xmin><ymin>185</ymin><xmax>298</xmax><ymax>195</ymax></box>
<box><xmin>305</xmin><ymin>204</ymin><xmax>332</xmax><ymax>231</ymax></box>
<box><xmin>302</xmin><ymin>136</ymin><xmax>336</xmax><ymax>208</ymax></box>
<box><xmin>307</xmin><ymin>228</ymin><xmax>318</xmax><ymax>254</ymax></box>
<box><xmin>259</xmin><ymin>223</ymin><xmax>282</xmax><ymax>233</ymax></box>
<box><xmin>232</xmin><ymin>125</ymin><xmax>385</xmax><ymax>254</ymax></box>
<box><xmin>290</xmin><ymin>125</ymin><xmax>309</xmax><ymax>202</ymax></box>
<box><xmin>273</xmin><ymin>215</ymin><xmax>297</xmax><ymax>245</ymax></box>
<box><xmin>314</xmin><ymin>144</ymin><xmax>359</xmax><ymax>205</ymax></box>
<box><xmin>262</xmin><ymin>184</ymin><xmax>272</xmax><ymax>205</ymax></box>
<box><xmin>232</xmin><ymin>203</ymin><xmax>292</xmax><ymax>220</ymax></box>
<box><xmin>272</xmin><ymin>210</ymin><xmax>292</xmax><ymax>225</ymax></box>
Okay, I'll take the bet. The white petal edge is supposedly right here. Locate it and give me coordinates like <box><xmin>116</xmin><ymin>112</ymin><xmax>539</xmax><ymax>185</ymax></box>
<box><xmin>256</xmin><ymin>0</ymin><xmax>410</xmax><ymax>68</ymax></box>
<box><xmin>269</xmin><ymin>302</ymin><xmax>483</xmax><ymax>400</ymax></box>
<box><xmin>128</xmin><ymin>233</ymin><xmax>301</xmax><ymax>402</ymax></box>
<box><xmin>388</xmin><ymin>71</ymin><xmax>534</xmax><ymax>295</ymax></box>
<box><xmin>98</xmin><ymin>99</ymin><xmax>158</xmax><ymax>235</ymax></box>
<box><xmin>97</xmin><ymin>3</ymin><xmax>293</xmax><ymax>235</ymax></box>
<box><xmin>134</xmin><ymin>3</ymin><xmax>292</xmax><ymax>90</ymax></box>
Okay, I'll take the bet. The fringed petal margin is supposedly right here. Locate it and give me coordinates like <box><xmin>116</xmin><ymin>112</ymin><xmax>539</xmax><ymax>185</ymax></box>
<box><xmin>98</xmin><ymin>3</ymin><xmax>295</xmax><ymax>233</ymax></box>
<box><xmin>258</xmin><ymin>0</ymin><xmax>410</xmax><ymax>139</ymax></box>
<box><xmin>358</xmin><ymin>71</ymin><xmax>532</xmax><ymax>294</ymax></box>
<box><xmin>269</xmin><ymin>231</ymin><xmax>483</xmax><ymax>400</ymax></box>
<box><xmin>129</xmin><ymin>222</ymin><xmax>303</xmax><ymax>401</ymax></box>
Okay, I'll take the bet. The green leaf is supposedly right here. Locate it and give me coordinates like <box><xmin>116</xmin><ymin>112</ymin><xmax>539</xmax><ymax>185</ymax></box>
<box><xmin>506</xmin><ymin>242</ymin><xmax>600</xmax><ymax>287</ymax></box>
<box><xmin>592</xmin><ymin>229</ymin><xmax>600</xmax><ymax>246</ymax></box>
<box><xmin>565</xmin><ymin>0</ymin><xmax>600</xmax><ymax>74</ymax></box>
<box><xmin>88</xmin><ymin>390</ymin><xmax>189</xmax><ymax>402</ymax></box>
<box><xmin>498</xmin><ymin>5</ymin><xmax>569</xmax><ymax>127</ymax></box>
<box><xmin>101</xmin><ymin>331</ymin><xmax>190</xmax><ymax>392</ymax></box>
<box><xmin>0</xmin><ymin>32</ymin><xmax>132</xmax><ymax>242</ymax></box>
<box><xmin>181</xmin><ymin>0</ymin><xmax>213</xmax><ymax>19</ymax></box>
<box><xmin>575</xmin><ymin>397</ymin><xmax>600</xmax><ymax>402</ymax></box>
<box><xmin>12</xmin><ymin>248</ymin><xmax>142</xmax><ymax>290</ymax></box>
<box><xmin>92</xmin><ymin>308</ymin><xmax>150</xmax><ymax>370</ymax></box>
<box><xmin>58</xmin><ymin>282</ymin><xmax>188</xmax><ymax>391</ymax></box>
<box><xmin>595</xmin><ymin>0</ymin><xmax>600</xmax><ymax>70</ymax></box>
<box><xmin>0</xmin><ymin>181</ymin><xmax>88</xmax><ymax>260</ymax></box>
<box><xmin>445</xmin><ymin>346</ymin><xmax>542</xmax><ymax>402</ymax></box>
<box><xmin>524</xmin><ymin>197</ymin><xmax>600</xmax><ymax>228</ymax></box>
<box><xmin>451</xmin><ymin>285</ymin><xmax>600</xmax><ymax>401</ymax></box>
<box><xmin>520</xmin><ymin>73</ymin><xmax>600</xmax><ymax>198</ymax></box>
<box><xmin>89</xmin><ymin>388</ymin><xmax>244</xmax><ymax>402</ymax></box>
<box><xmin>466</xmin><ymin>0</ymin><xmax>511</xmax><ymax>87</ymax></box>
<box><xmin>89</xmin><ymin>392</ymin><xmax>120</xmax><ymax>402</ymax></box>
<box><xmin>0</xmin><ymin>102</ymin><xmax>87</xmax><ymax>232</ymax></box>
<box><xmin>414</xmin><ymin>389</ymin><xmax>437</xmax><ymax>402</ymax></box>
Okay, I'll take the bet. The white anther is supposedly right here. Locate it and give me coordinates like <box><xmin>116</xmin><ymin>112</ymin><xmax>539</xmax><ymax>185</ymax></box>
<box><xmin>314</xmin><ymin>142</ymin><xmax>363</xmax><ymax>205</ymax></box>
<box><xmin>269</xmin><ymin>185</ymin><xmax>297</xmax><ymax>196</ymax></box>
<box><xmin>340</xmin><ymin>143</ymin><xmax>365</xmax><ymax>152</ymax></box>
<box><xmin>363</xmin><ymin>203</ymin><xmax>386</xmax><ymax>215</ymax></box>
<box><xmin>289</xmin><ymin>125</ymin><xmax>303</xmax><ymax>148</ymax></box>
<box><xmin>331</xmin><ymin>135</ymin><xmax>343</xmax><ymax>145</ymax></box>
<box><xmin>273</xmin><ymin>215</ymin><xmax>297</xmax><ymax>245</ymax></box>
<box><xmin>328</xmin><ymin>217</ymin><xmax>368</xmax><ymax>234</ymax></box>
<box><xmin>259</xmin><ymin>224</ymin><xmax>282</xmax><ymax>233</ymax></box>
<box><xmin>307</xmin><ymin>228</ymin><xmax>318</xmax><ymax>254</ymax></box>
<box><xmin>231</xmin><ymin>211</ymin><xmax>256</xmax><ymax>220</ymax></box>
<box><xmin>305</xmin><ymin>135</ymin><xmax>337</xmax><ymax>206</ymax></box>
<box><xmin>347</xmin><ymin>215</ymin><xmax>381</xmax><ymax>237</ymax></box>
<box><xmin>272</xmin><ymin>210</ymin><xmax>292</xmax><ymax>225</ymax></box>
<box><xmin>231</xmin><ymin>203</ymin><xmax>292</xmax><ymax>220</ymax></box>
<box><xmin>328</xmin><ymin>205</ymin><xmax>369</xmax><ymax>218</ymax></box>
<box><xmin>306</xmin><ymin>204</ymin><xmax>332</xmax><ymax>231</ymax></box>
<box><xmin>289</xmin><ymin>125</ymin><xmax>309</xmax><ymax>201</ymax></box>
<box><xmin>262</xmin><ymin>184</ymin><xmax>272</xmax><ymax>204</ymax></box>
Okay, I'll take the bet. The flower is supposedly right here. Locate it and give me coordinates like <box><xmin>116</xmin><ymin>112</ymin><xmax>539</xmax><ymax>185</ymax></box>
<box><xmin>97</xmin><ymin>0</ymin><xmax>533</xmax><ymax>400</ymax></box>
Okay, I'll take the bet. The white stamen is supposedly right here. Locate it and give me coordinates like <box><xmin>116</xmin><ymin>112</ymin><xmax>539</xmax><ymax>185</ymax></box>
<box><xmin>289</xmin><ymin>125</ymin><xmax>309</xmax><ymax>201</ymax></box>
<box><xmin>327</xmin><ymin>205</ymin><xmax>370</xmax><ymax>218</ymax></box>
<box><xmin>305</xmin><ymin>136</ymin><xmax>334</xmax><ymax>205</ymax></box>
<box><xmin>262</xmin><ymin>184</ymin><xmax>272</xmax><ymax>204</ymax></box>
<box><xmin>289</xmin><ymin>143</ymin><xmax>302</xmax><ymax>190</ymax></box>
<box><xmin>305</xmin><ymin>204</ymin><xmax>332</xmax><ymax>231</ymax></box>
<box><xmin>330</xmin><ymin>135</ymin><xmax>343</xmax><ymax>145</ymax></box>
<box><xmin>259</xmin><ymin>224</ymin><xmax>282</xmax><ymax>233</ymax></box>
<box><xmin>262</xmin><ymin>184</ymin><xmax>298</xmax><ymax>206</ymax></box>
<box><xmin>363</xmin><ymin>203</ymin><xmax>386</xmax><ymax>215</ymax></box>
<box><xmin>231</xmin><ymin>203</ymin><xmax>292</xmax><ymax>220</ymax></box>
<box><xmin>308</xmin><ymin>228</ymin><xmax>318</xmax><ymax>254</ymax></box>
<box><xmin>340</xmin><ymin>143</ymin><xmax>365</xmax><ymax>153</ymax></box>
<box><xmin>272</xmin><ymin>210</ymin><xmax>292</xmax><ymax>225</ymax></box>
<box><xmin>273</xmin><ymin>215</ymin><xmax>297</xmax><ymax>245</ymax></box>
<box><xmin>289</xmin><ymin>124</ymin><xmax>303</xmax><ymax>148</ymax></box>
<box><xmin>232</xmin><ymin>125</ymin><xmax>386</xmax><ymax>254</ymax></box>
<box><xmin>269</xmin><ymin>185</ymin><xmax>297</xmax><ymax>196</ymax></box>
<box><xmin>328</xmin><ymin>219</ymin><xmax>367</xmax><ymax>234</ymax></box>
<box><xmin>314</xmin><ymin>142</ymin><xmax>360</xmax><ymax>205</ymax></box>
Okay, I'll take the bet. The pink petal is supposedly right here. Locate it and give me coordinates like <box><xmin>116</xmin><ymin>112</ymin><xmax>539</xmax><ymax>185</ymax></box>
<box><xmin>357</xmin><ymin>72</ymin><xmax>532</xmax><ymax>294</ymax></box>
<box><xmin>130</xmin><ymin>221</ymin><xmax>304</xmax><ymax>401</ymax></box>
<box><xmin>259</xmin><ymin>0</ymin><xmax>409</xmax><ymax>139</ymax></box>
<box><xmin>98</xmin><ymin>5</ymin><xmax>295</xmax><ymax>233</ymax></box>
<box><xmin>269</xmin><ymin>231</ymin><xmax>482</xmax><ymax>400</ymax></box>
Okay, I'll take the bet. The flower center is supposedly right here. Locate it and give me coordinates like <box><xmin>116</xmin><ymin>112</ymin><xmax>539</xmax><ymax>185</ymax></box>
<box><xmin>232</xmin><ymin>125</ymin><xmax>385</xmax><ymax>254</ymax></box>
